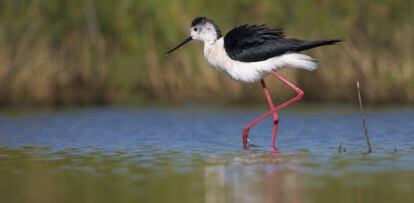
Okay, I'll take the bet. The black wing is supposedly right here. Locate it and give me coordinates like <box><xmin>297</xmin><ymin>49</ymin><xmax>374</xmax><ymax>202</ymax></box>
<box><xmin>224</xmin><ymin>24</ymin><xmax>341</xmax><ymax>62</ymax></box>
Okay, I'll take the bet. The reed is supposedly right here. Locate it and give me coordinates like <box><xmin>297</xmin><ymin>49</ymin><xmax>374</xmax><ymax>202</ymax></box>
<box><xmin>357</xmin><ymin>81</ymin><xmax>372</xmax><ymax>153</ymax></box>
<box><xmin>0</xmin><ymin>0</ymin><xmax>413</xmax><ymax>106</ymax></box>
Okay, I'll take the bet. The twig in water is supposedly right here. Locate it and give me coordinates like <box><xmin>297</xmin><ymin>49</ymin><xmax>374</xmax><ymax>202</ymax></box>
<box><xmin>357</xmin><ymin>81</ymin><xmax>372</xmax><ymax>153</ymax></box>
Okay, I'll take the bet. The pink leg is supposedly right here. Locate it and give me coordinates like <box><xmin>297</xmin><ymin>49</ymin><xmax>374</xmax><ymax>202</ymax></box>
<box><xmin>242</xmin><ymin>71</ymin><xmax>304</xmax><ymax>149</ymax></box>
<box><xmin>260</xmin><ymin>80</ymin><xmax>280</xmax><ymax>148</ymax></box>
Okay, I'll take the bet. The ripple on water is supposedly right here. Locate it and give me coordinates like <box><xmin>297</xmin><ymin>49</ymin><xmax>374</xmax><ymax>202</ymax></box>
<box><xmin>0</xmin><ymin>107</ymin><xmax>414</xmax><ymax>202</ymax></box>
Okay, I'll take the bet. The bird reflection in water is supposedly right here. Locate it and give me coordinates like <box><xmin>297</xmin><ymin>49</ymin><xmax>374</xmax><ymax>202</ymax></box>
<box><xmin>204</xmin><ymin>149</ymin><xmax>305</xmax><ymax>203</ymax></box>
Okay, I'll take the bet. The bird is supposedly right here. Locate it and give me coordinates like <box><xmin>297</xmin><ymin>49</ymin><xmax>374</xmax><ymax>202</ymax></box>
<box><xmin>166</xmin><ymin>16</ymin><xmax>341</xmax><ymax>149</ymax></box>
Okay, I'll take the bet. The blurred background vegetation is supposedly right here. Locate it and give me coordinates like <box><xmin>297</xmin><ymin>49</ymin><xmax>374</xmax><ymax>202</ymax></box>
<box><xmin>0</xmin><ymin>0</ymin><xmax>413</xmax><ymax>107</ymax></box>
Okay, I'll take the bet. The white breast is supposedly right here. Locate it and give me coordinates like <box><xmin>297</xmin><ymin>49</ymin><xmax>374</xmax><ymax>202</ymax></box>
<box><xmin>203</xmin><ymin>38</ymin><xmax>319</xmax><ymax>83</ymax></box>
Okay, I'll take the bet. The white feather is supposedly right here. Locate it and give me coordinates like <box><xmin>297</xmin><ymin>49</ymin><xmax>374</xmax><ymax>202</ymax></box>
<box><xmin>204</xmin><ymin>38</ymin><xmax>319</xmax><ymax>83</ymax></box>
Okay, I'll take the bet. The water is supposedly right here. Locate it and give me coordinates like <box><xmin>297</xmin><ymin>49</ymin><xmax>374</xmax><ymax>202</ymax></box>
<box><xmin>0</xmin><ymin>107</ymin><xmax>413</xmax><ymax>203</ymax></box>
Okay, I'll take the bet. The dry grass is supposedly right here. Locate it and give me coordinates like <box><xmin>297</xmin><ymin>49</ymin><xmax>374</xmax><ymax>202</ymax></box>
<box><xmin>0</xmin><ymin>0</ymin><xmax>413</xmax><ymax>107</ymax></box>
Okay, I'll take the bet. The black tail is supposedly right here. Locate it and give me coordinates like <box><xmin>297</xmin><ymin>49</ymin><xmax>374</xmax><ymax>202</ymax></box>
<box><xmin>292</xmin><ymin>39</ymin><xmax>343</xmax><ymax>52</ymax></box>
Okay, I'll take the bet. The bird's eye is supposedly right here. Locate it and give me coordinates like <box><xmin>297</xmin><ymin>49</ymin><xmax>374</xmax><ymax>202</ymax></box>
<box><xmin>193</xmin><ymin>27</ymin><xmax>198</xmax><ymax>32</ymax></box>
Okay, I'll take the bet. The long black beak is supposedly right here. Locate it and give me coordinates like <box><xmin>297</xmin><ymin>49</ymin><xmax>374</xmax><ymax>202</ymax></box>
<box><xmin>165</xmin><ymin>36</ymin><xmax>192</xmax><ymax>55</ymax></box>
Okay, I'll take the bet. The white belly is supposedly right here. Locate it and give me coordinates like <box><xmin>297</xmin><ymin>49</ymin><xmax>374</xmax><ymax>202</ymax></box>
<box><xmin>203</xmin><ymin>38</ymin><xmax>318</xmax><ymax>83</ymax></box>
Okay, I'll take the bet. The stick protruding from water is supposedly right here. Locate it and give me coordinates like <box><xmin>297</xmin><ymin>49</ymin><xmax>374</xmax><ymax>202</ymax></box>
<box><xmin>357</xmin><ymin>81</ymin><xmax>372</xmax><ymax>153</ymax></box>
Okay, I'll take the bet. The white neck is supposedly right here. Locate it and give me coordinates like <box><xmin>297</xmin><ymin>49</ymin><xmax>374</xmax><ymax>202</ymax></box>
<box><xmin>203</xmin><ymin>38</ymin><xmax>228</xmax><ymax>71</ymax></box>
<box><xmin>202</xmin><ymin>33</ymin><xmax>219</xmax><ymax>46</ymax></box>
<box><xmin>203</xmin><ymin>37</ymin><xmax>219</xmax><ymax>54</ymax></box>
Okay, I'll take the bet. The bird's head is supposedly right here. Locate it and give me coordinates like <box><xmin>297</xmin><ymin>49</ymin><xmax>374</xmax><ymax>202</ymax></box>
<box><xmin>166</xmin><ymin>17</ymin><xmax>222</xmax><ymax>55</ymax></box>
<box><xmin>190</xmin><ymin>17</ymin><xmax>222</xmax><ymax>42</ymax></box>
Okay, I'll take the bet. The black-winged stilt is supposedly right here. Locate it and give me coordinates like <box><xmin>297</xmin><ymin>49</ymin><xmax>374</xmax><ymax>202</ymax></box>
<box><xmin>166</xmin><ymin>17</ymin><xmax>341</xmax><ymax>149</ymax></box>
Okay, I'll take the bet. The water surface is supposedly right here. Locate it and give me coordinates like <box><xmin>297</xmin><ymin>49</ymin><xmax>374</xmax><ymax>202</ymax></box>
<box><xmin>0</xmin><ymin>107</ymin><xmax>413</xmax><ymax>202</ymax></box>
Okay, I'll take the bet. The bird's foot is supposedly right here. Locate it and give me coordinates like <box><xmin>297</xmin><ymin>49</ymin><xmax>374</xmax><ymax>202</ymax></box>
<box><xmin>242</xmin><ymin>128</ymin><xmax>250</xmax><ymax>149</ymax></box>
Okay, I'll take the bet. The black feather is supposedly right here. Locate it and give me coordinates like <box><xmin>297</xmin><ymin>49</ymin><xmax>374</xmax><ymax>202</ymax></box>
<box><xmin>224</xmin><ymin>24</ymin><xmax>342</xmax><ymax>62</ymax></box>
<box><xmin>191</xmin><ymin>17</ymin><xmax>207</xmax><ymax>27</ymax></box>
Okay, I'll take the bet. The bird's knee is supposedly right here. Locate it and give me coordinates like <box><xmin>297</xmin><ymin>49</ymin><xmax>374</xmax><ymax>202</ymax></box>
<box><xmin>296</xmin><ymin>89</ymin><xmax>304</xmax><ymax>99</ymax></box>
